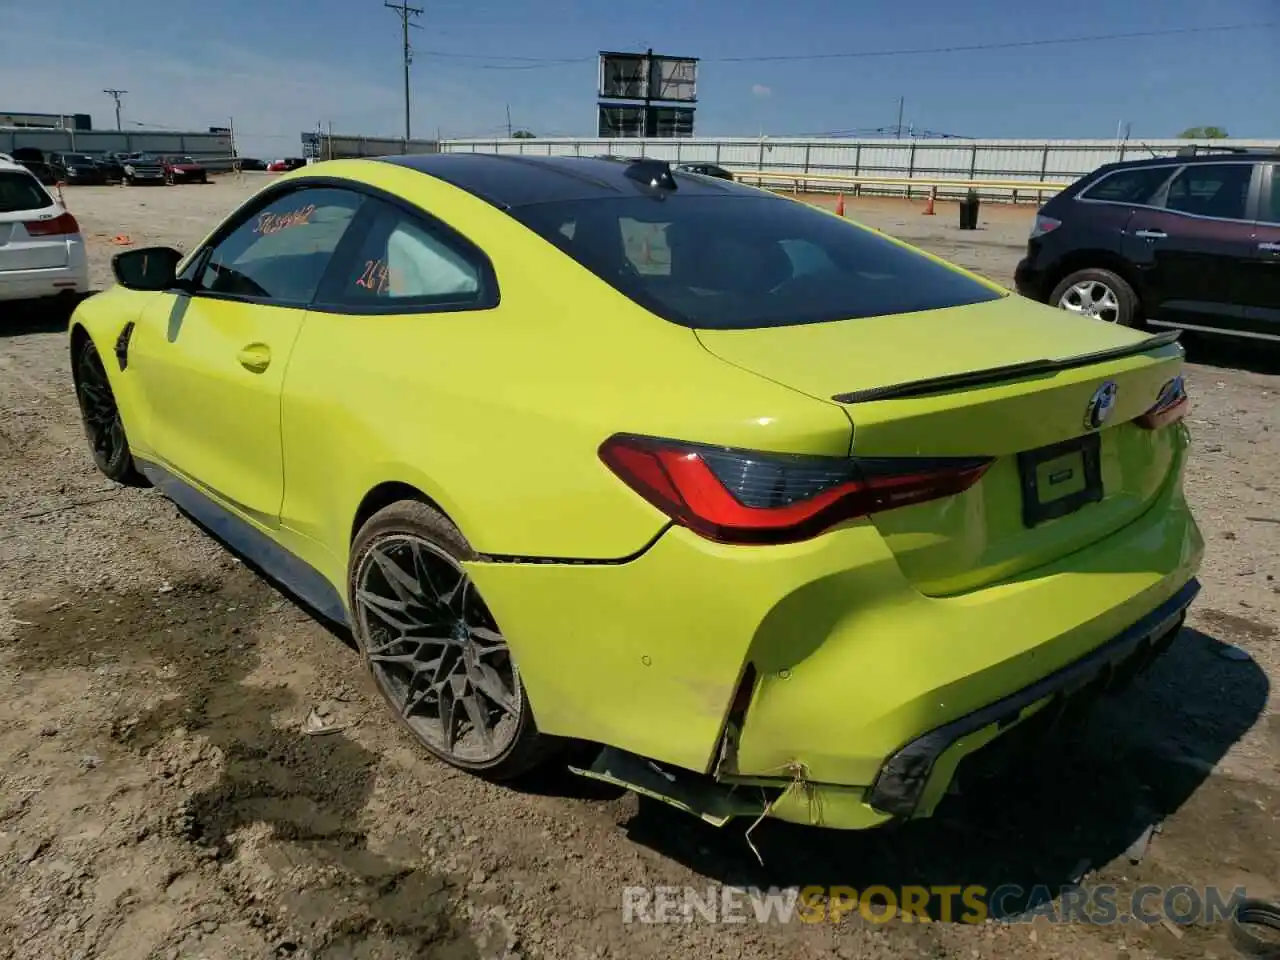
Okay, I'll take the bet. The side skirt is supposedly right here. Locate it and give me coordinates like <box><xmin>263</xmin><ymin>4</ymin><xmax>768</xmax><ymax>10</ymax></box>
<box><xmin>135</xmin><ymin>458</ymin><xmax>349</xmax><ymax>627</ymax></box>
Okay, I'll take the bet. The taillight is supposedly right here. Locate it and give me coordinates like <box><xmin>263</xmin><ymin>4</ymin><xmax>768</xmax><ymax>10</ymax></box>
<box><xmin>24</xmin><ymin>212</ymin><xmax>79</xmax><ymax>237</ymax></box>
<box><xmin>1029</xmin><ymin>215</ymin><xmax>1061</xmax><ymax>239</ymax></box>
<box><xmin>1136</xmin><ymin>375</ymin><xmax>1189</xmax><ymax>430</ymax></box>
<box><xmin>598</xmin><ymin>434</ymin><xmax>992</xmax><ymax>545</ymax></box>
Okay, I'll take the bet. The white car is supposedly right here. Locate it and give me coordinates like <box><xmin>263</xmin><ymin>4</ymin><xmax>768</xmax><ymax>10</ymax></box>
<box><xmin>0</xmin><ymin>153</ymin><xmax>90</xmax><ymax>304</ymax></box>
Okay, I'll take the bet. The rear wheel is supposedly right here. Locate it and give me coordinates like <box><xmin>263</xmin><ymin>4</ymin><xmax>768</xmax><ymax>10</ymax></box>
<box><xmin>72</xmin><ymin>338</ymin><xmax>147</xmax><ymax>486</ymax></box>
<box><xmin>1050</xmin><ymin>268</ymin><xmax>1139</xmax><ymax>327</ymax></box>
<box><xmin>348</xmin><ymin>500</ymin><xmax>558</xmax><ymax>780</ymax></box>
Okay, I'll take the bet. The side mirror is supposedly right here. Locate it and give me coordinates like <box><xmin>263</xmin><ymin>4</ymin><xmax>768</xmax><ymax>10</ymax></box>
<box><xmin>111</xmin><ymin>246</ymin><xmax>184</xmax><ymax>291</ymax></box>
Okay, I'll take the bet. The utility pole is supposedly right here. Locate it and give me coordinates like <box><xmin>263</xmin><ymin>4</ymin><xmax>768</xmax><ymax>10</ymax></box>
<box><xmin>642</xmin><ymin>48</ymin><xmax>654</xmax><ymax>138</ymax></box>
<box><xmin>103</xmin><ymin>89</ymin><xmax>127</xmax><ymax>131</ymax></box>
<box><xmin>895</xmin><ymin>96</ymin><xmax>904</xmax><ymax>139</ymax></box>
<box><xmin>385</xmin><ymin>0</ymin><xmax>423</xmax><ymax>144</ymax></box>
<box><xmin>506</xmin><ymin>104</ymin><xmax>512</xmax><ymax>138</ymax></box>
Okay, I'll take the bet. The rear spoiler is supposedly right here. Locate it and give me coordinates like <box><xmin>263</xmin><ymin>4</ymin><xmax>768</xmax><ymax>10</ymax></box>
<box><xmin>832</xmin><ymin>331</ymin><xmax>1182</xmax><ymax>404</ymax></box>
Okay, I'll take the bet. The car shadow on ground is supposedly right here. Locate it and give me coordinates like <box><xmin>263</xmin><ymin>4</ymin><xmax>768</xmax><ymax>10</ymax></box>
<box><xmin>1180</xmin><ymin>332</ymin><xmax>1280</xmax><ymax>375</ymax></box>
<box><xmin>1</xmin><ymin>293</ymin><xmax>98</xmax><ymax>336</ymax></box>
<box><xmin>617</xmin><ymin>625</ymin><xmax>1269</xmax><ymax>919</ymax></box>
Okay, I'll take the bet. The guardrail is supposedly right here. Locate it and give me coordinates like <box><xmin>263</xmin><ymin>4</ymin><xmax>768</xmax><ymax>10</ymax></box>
<box><xmin>734</xmin><ymin>169</ymin><xmax>1072</xmax><ymax>202</ymax></box>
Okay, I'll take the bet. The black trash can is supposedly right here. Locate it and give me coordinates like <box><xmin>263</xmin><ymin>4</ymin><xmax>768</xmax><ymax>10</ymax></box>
<box><xmin>959</xmin><ymin>190</ymin><xmax>980</xmax><ymax>230</ymax></box>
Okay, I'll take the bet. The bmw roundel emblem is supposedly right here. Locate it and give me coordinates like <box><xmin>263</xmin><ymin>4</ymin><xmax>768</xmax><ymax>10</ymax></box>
<box><xmin>1084</xmin><ymin>381</ymin><xmax>1118</xmax><ymax>430</ymax></box>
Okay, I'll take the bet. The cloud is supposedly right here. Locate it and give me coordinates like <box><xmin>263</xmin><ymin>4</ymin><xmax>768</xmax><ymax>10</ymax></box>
<box><xmin>751</xmin><ymin>84</ymin><xmax>772</xmax><ymax>97</ymax></box>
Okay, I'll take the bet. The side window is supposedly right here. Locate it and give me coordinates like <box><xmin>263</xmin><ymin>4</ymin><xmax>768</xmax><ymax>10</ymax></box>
<box><xmin>322</xmin><ymin>200</ymin><xmax>493</xmax><ymax>310</ymax></box>
<box><xmin>1162</xmin><ymin>163</ymin><xmax>1252</xmax><ymax>220</ymax></box>
<box><xmin>195</xmin><ymin>187</ymin><xmax>364</xmax><ymax>303</ymax></box>
<box><xmin>1080</xmin><ymin>166</ymin><xmax>1175</xmax><ymax>205</ymax></box>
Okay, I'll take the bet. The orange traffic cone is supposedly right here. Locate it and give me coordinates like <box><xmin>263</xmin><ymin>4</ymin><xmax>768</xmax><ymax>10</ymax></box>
<box><xmin>835</xmin><ymin>193</ymin><xmax>845</xmax><ymax>217</ymax></box>
<box><xmin>923</xmin><ymin>186</ymin><xmax>936</xmax><ymax>216</ymax></box>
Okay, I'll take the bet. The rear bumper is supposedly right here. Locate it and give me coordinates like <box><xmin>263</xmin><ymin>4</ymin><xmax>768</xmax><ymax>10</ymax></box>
<box><xmin>1014</xmin><ymin>256</ymin><xmax>1047</xmax><ymax>301</ymax></box>
<box><xmin>0</xmin><ymin>254</ymin><xmax>90</xmax><ymax>302</ymax></box>
<box><xmin>866</xmin><ymin>577</ymin><xmax>1196</xmax><ymax>818</ymax></box>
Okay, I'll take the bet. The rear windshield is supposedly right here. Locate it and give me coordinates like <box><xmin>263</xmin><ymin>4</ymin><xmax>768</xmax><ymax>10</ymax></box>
<box><xmin>64</xmin><ymin>154</ymin><xmax>95</xmax><ymax>163</ymax></box>
<box><xmin>512</xmin><ymin>195</ymin><xmax>1002</xmax><ymax>329</ymax></box>
<box><xmin>0</xmin><ymin>171</ymin><xmax>51</xmax><ymax>213</ymax></box>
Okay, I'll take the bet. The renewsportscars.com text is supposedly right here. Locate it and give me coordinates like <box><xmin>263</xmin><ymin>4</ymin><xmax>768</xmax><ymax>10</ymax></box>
<box><xmin>621</xmin><ymin>884</ymin><xmax>1247</xmax><ymax>926</ymax></box>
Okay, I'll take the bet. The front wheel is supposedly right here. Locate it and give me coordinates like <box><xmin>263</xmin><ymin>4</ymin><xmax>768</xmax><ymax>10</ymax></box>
<box><xmin>72</xmin><ymin>338</ymin><xmax>147</xmax><ymax>486</ymax></box>
<box><xmin>347</xmin><ymin>500</ymin><xmax>559</xmax><ymax>781</ymax></box>
<box><xmin>1050</xmin><ymin>268</ymin><xmax>1140</xmax><ymax>327</ymax></box>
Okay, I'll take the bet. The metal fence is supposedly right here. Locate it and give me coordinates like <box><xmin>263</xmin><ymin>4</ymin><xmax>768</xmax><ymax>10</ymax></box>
<box><xmin>438</xmin><ymin>136</ymin><xmax>1280</xmax><ymax>200</ymax></box>
<box><xmin>1</xmin><ymin>128</ymin><xmax>236</xmax><ymax>169</ymax></box>
<box><xmin>304</xmin><ymin>132</ymin><xmax>441</xmax><ymax>161</ymax></box>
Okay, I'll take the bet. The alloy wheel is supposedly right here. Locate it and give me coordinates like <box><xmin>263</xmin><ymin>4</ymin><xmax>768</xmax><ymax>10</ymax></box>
<box><xmin>1058</xmin><ymin>280</ymin><xmax>1120</xmax><ymax>322</ymax></box>
<box><xmin>354</xmin><ymin>534</ymin><xmax>522</xmax><ymax>765</ymax></box>
<box><xmin>75</xmin><ymin>344</ymin><xmax>127</xmax><ymax>469</ymax></box>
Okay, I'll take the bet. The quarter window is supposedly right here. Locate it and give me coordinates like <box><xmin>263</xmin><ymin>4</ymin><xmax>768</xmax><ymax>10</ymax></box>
<box><xmin>1262</xmin><ymin>165</ymin><xmax>1280</xmax><ymax>225</ymax></box>
<box><xmin>194</xmin><ymin>187</ymin><xmax>364</xmax><ymax>303</ymax></box>
<box><xmin>321</xmin><ymin>200</ymin><xmax>492</xmax><ymax>310</ymax></box>
<box><xmin>1162</xmin><ymin>163</ymin><xmax>1252</xmax><ymax>221</ymax></box>
<box><xmin>1080</xmin><ymin>167</ymin><xmax>1174</xmax><ymax>205</ymax></box>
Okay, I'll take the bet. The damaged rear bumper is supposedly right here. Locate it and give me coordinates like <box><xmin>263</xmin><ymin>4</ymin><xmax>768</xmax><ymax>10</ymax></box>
<box><xmin>864</xmin><ymin>578</ymin><xmax>1196</xmax><ymax>819</ymax></box>
<box><xmin>570</xmin><ymin>578</ymin><xmax>1197</xmax><ymax>831</ymax></box>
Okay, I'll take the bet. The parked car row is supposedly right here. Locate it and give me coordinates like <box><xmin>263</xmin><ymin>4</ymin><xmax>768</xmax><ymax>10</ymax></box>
<box><xmin>0</xmin><ymin>148</ymin><xmax>213</xmax><ymax>186</ymax></box>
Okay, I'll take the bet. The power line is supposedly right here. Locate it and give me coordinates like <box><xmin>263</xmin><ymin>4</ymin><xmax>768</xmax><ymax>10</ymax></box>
<box><xmin>418</xmin><ymin>21</ymin><xmax>1271</xmax><ymax>69</ymax></box>
<box><xmin>102</xmin><ymin>89</ymin><xmax>128</xmax><ymax>131</ymax></box>
<box><xmin>385</xmin><ymin>0</ymin><xmax>424</xmax><ymax>141</ymax></box>
<box><xmin>714</xmin><ymin>22</ymin><xmax>1270</xmax><ymax>62</ymax></box>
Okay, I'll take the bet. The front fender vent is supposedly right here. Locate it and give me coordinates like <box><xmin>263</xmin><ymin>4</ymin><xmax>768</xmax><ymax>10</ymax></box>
<box><xmin>114</xmin><ymin>321</ymin><xmax>135</xmax><ymax>371</ymax></box>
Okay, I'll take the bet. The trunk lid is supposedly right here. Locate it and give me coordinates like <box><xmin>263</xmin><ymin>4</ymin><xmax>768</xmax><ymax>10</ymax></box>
<box><xmin>696</xmin><ymin>297</ymin><xmax>1186</xmax><ymax>595</ymax></box>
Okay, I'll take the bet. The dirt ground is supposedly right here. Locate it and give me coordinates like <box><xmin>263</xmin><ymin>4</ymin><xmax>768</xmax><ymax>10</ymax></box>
<box><xmin>1</xmin><ymin>175</ymin><xmax>1276</xmax><ymax>960</ymax></box>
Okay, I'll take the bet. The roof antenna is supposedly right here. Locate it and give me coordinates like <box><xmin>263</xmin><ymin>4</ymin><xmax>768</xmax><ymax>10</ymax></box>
<box><xmin>624</xmin><ymin>158</ymin><xmax>677</xmax><ymax>191</ymax></box>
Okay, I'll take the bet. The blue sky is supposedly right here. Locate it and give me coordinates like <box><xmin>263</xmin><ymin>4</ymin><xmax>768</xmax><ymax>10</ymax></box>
<box><xmin>0</xmin><ymin>0</ymin><xmax>1274</xmax><ymax>157</ymax></box>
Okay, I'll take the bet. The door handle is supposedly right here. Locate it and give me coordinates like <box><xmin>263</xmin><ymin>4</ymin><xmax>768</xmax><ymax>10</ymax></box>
<box><xmin>1259</xmin><ymin>242</ymin><xmax>1280</xmax><ymax>253</ymax></box>
<box><xmin>236</xmin><ymin>343</ymin><xmax>271</xmax><ymax>373</ymax></box>
<box><xmin>1134</xmin><ymin>229</ymin><xmax>1167</xmax><ymax>240</ymax></box>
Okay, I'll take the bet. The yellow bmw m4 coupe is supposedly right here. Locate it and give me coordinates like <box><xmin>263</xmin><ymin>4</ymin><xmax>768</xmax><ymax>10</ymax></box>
<box><xmin>69</xmin><ymin>155</ymin><xmax>1202</xmax><ymax>830</ymax></box>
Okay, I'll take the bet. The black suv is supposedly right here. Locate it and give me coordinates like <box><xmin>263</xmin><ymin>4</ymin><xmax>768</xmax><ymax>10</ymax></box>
<box><xmin>1015</xmin><ymin>146</ymin><xmax>1280</xmax><ymax>341</ymax></box>
<box><xmin>49</xmin><ymin>152</ymin><xmax>107</xmax><ymax>185</ymax></box>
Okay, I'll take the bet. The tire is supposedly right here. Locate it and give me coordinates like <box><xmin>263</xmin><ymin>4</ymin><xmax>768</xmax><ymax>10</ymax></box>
<box><xmin>71</xmin><ymin>337</ymin><xmax>148</xmax><ymax>486</ymax></box>
<box><xmin>1049</xmin><ymin>268</ymin><xmax>1140</xmax><ymax>327</ymax></box>
<box><xmin>348</xmin><ymin>500</ymin><xmax>559</xmax><ymax>781</ymax></box>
